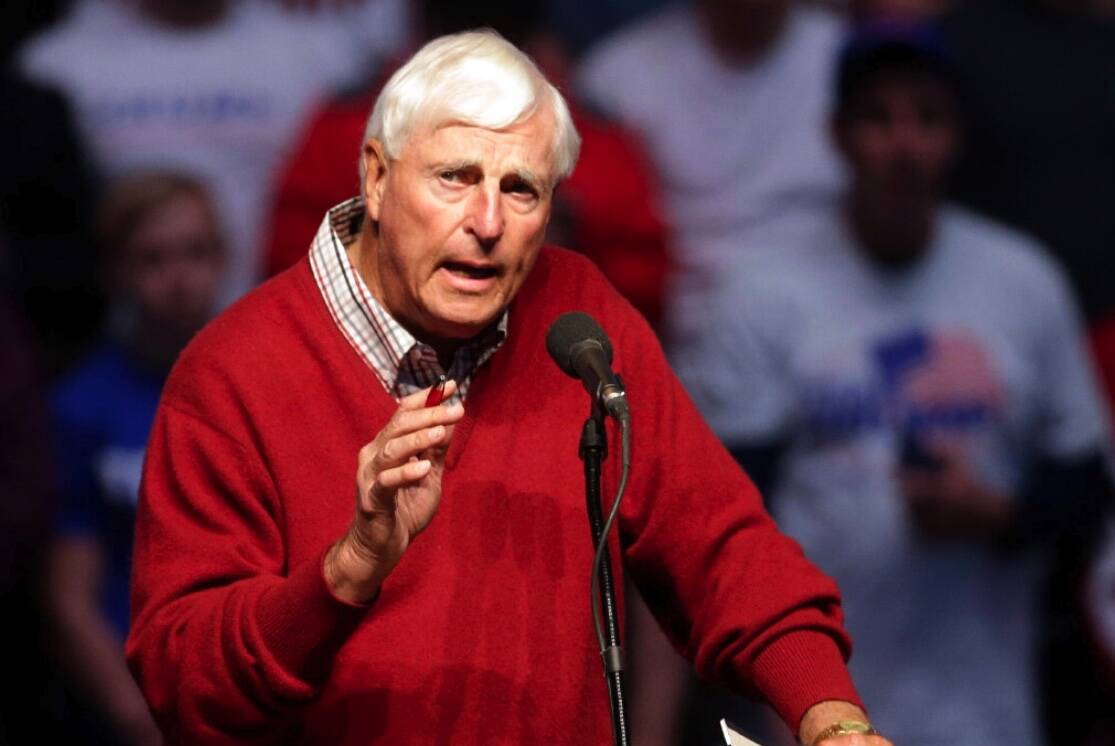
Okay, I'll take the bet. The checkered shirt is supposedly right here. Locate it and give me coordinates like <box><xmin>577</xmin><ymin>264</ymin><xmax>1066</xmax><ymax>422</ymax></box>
<box><xmin>307</xmin><ymin>197</ymin><xmax>508</xmax><ymax>402</ymax></box>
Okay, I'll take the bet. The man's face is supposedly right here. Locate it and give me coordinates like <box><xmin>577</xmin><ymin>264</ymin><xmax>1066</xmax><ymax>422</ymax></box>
<box><xmin>361</xmin><ymin>108</ymin><xmax>556</xmax><ymax>341</ymax></box>
<box><xmin>836</xmin><ymin>74</ymin><xmax>959</xmax><ymax>206</ymax></box>
<box><xmin>115</xmin><ymin>193</ymin><xmax>224</xmax><ymax>338</ymax></box>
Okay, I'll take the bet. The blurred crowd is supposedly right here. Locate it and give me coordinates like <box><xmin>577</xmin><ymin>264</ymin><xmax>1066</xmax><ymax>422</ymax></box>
<box><xmin>1</xmin><ymin>0</ymin><xmax>1114</xmax><ymax>744</ymax></box>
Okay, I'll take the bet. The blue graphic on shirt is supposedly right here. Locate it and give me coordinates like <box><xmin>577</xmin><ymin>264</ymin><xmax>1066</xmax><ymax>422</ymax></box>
<box><xmin>802</xmin><ymin>326</ymin><xmax>1004</xmax><ymax>445</ymax></box>
<box><xmin>90</xmin><ymin>91</ymin><xmax>273</xmax><ymax>128</ymax></box>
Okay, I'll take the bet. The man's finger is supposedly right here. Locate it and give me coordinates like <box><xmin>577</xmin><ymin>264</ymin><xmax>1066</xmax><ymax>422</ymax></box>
<box><xmin>375</xmin><ymin>389</ymin><xmax>463</xmax><ymax>445</ymax></box>
<box><xmin>374</xmin><ymin>426</ymin><xmax>447</xmax><ymax>472</ymax></box>
<box><xmin>373</xmin><ymin>459</ymin><xmax>432</xmax><ymax>493</ymax></box>
<box><xmin>370</xmin><ymin>379</ymin><xmax>462</xmax><ymax>445</ymax></box>
<box><xmin>359</xmin><ymin>420</ymin><xmax>458</xmax><ymax>485</ymax></box>
<box><xmin>362</xmin><ymin>459</ymin><xmax>432</xmax><ymax>511</ymax></box>
<box><xmin>398</xmin><ymin>378</ymin><xmax>460</xmax><ymax>411</ymax></box>
<box><xmin>389</xmin><ymin>399</ymin><xmax>464</xmax><ymax>437</ymax></box>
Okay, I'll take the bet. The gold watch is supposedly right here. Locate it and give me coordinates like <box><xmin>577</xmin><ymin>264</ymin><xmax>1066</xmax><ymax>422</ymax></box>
<box><xmin>810</xmin><ymin>719</ymin><xmax>879</xmax><ymax>744</ymax></box>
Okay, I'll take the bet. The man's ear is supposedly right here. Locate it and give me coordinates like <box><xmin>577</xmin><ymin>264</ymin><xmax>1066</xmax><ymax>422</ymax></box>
<box><xmin>362</xmin><ymin>139</ymin><xmax>390</xmax><ymax>221</ymax></box>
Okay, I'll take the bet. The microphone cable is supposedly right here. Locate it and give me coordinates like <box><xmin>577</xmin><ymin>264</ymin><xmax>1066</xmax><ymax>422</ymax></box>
<box><xmin>590</xmin><ymin>409</ymin><xmax>632</xmax><ymax>746</ymax></box>
<box><xmin>590</xmin><ymin>409</ymin><xmax>631</xmax><ymax>653</ymax></box>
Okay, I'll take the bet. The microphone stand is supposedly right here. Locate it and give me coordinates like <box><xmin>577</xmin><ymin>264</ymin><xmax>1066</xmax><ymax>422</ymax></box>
<box><xmin>579</xmin><ymin>402</ymin><xmax>631</xmax><ymax>746</ymax></box>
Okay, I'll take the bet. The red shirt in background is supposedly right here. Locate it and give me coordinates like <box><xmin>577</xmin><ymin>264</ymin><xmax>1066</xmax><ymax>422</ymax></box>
<box><xmin>1091</xmin><ymin>313</ymin><xmax>1115</xmax><ymax>428</ymax></box>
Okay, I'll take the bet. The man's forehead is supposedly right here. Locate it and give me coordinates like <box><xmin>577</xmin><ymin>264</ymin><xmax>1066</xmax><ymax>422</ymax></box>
<box><xmin>406</xmin><ymin>115</ymin><xmax>555</xmax><ymax>169</ymax></box>
<box><xmin>854</xmin><ymin>72</ymin><xmax>957</xmax><ymax>103</ymax></box>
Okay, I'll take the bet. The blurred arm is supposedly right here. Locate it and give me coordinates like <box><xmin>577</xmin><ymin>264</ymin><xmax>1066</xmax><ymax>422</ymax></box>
<box><xmin>45</xmin><ymin>535</ymin><xmax>162</xmax><ymax>745</ymax></box>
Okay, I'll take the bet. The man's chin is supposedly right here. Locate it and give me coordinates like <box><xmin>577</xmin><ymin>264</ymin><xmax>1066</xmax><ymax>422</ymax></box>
<box><xmin>418</xmin><ymin>309</ymin><xmax>502</xmax><ymax>342</ymax></box>
<box><xmin>419</xmin><ymin>297</ymin><xmax>505</xmax><ymax>336</ymax></box>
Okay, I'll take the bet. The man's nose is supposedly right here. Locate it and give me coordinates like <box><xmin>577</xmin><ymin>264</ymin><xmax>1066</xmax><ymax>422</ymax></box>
<box><xmin>465</xmin><ymin>183</ymin><xmax>505</xmax><ymax>247</ymax></box>
<box><xmin>889</xmin><ymin>116</ymin><xmax>927</xmax><ymax>153</ymax></box>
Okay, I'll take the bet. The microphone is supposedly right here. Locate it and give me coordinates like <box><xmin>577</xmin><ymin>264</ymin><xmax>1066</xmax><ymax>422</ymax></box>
<box><xmin>548</xmin><ymin>312</ymin><xmax>634</xmax><ymax>745</ymax></box>
<box><xmin>546</xmin><ymin>311</ymin><xmax>629</xmax><ymax>420</ymax></box>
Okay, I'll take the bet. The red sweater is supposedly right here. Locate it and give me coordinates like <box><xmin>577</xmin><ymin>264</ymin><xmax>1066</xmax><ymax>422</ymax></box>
<box><xmin>126</xmin><ymin>248</ymin><xmax>860</xmax><ymax>744</ymax></box>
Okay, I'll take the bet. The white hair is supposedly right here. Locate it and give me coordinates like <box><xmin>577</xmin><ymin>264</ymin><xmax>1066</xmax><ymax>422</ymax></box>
<box><xmin>361</xmin><ymin>30</ymin><xmax>581</xmax><ymax>186</ymax></box>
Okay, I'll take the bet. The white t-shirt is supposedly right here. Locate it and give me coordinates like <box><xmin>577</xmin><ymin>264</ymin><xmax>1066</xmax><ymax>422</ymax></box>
<box><xmin>678</xmin><ymin>205</ymin><xmax>1109</xmax><ymax>746</ymax></box>
<box><xmin>576</xmin><ymin>3</ymin><xmax>845</xmax><ymax>349</ymax></box>
<box><xmin>19</xmin><ymin>0</ymin><xmax>404</xmax><ymax>303</ymax></box>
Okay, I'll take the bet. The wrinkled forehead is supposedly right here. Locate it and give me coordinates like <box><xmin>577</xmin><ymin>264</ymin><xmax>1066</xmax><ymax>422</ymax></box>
<box><xmin>401</xmin><ymin>108</ymin><xmax>559</xmax><ymax>181</ymax></box>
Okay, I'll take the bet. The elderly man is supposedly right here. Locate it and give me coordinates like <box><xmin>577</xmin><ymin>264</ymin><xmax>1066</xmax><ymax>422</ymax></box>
<box><xmin>126</xmin><ymin>32</ymin><xmax>888</xmax><ymax>746</ymax></box>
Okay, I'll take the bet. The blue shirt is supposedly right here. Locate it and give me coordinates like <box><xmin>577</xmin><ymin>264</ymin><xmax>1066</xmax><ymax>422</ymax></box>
<box><xmin>51</xmin><ymin>339</ymin><xmax>165</xmax><ymax>638</ymax></box>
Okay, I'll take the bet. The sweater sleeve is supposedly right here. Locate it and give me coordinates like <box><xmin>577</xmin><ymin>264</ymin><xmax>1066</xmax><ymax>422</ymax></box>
<box><xmin>614</xmin><ymin>310</ymin><xmax>862</xmax><ymax>732</ymax></box>
<box><xmin>125</xmin><ymin>400</ymin><xmax>367</xmax><ymax>744</ymax></box>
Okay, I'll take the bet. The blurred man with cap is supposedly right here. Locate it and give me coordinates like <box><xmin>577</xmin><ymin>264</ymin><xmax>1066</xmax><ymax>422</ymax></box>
<box><xmin>680</xmin><ymin>24</ymin><xmax>1113</xmax><ymax>745</ymax></box>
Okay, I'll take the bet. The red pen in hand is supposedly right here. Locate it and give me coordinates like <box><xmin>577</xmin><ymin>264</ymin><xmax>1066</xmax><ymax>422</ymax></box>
<box><xmin>424</xmin><ymin>375</ymin><xmax>448</xmax><ymax>407</ymax></box>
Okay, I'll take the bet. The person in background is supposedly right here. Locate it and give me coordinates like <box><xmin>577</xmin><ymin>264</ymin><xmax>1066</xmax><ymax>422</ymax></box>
<box><xmin>44</xmin><ymin>173</ymin><xmax>225</xmax><ymax>746</ymax></box>
<box><xmin>576</xmin><ymin>0</ymin><xmax>845</xmax><ymax>352</ymax></box>
<box><xmin>678</xmin><ymin>25</ymin><xmax>1113</xmax><ymax>745</ymax></box>
<box><xmin>264</xmin><ymin>0</ymin><xmax>673</xmax><ymax>328</ymax></box>
<box><xmin>936</xmin><ymin>4</ymin><xmax>1115</xmax><ymax>740</ymax></box>
<box><xmin>18</xmin><ymin>0</ymin><xmax>387</xmax><ymax>306</ymax></box>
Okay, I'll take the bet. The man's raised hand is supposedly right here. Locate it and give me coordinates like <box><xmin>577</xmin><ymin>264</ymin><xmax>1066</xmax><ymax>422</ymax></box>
<box><xmin>325</xmin><ymin>381</ymin><xmax>464</xmax><ymax>604</ymax></box>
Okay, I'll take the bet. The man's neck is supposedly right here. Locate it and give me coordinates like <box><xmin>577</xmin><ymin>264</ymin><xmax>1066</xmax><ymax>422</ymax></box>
<box><xmin>351</xmin><ymin>225</ymin><xmax>465</xmax><ymax>369</ymax></box>
<box><xmin>696</xmin><ymin>2</ymin><xmax>790</xmax><ymax>67</ymax></box>
<box><xmin>846</xmin><ymin>191</ymin><xmax>936</xmax><ymax>271</ymax></box>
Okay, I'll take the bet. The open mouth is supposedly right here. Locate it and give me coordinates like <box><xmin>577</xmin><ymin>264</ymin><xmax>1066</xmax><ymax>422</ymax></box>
<box><xmin>442</xmin><ymin>261</ymin><xmax>498</xmax><ymax>280</ymax></box>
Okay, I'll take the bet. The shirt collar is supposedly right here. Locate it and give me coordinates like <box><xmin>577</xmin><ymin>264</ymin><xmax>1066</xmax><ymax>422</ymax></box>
<box><xmin>308</xmin><ymin>197</ymin><xmax>508</xmax><ymax>401</ymax></box>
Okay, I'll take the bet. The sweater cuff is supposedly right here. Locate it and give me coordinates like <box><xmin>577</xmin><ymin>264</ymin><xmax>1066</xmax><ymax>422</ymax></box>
<box><xmin>749</xmin><ymin>629</ymin><xmax>863</xmax><ymax>735</ymax></box>
<box><xmin>255</xmin><ymin>550</ymin><xmax>370</xmax><ymax>681</ymax></box>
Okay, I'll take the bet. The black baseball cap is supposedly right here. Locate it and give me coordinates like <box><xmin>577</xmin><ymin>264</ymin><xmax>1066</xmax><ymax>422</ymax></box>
<box><xmin>835</xmin><ymin>21</ymin><xmax>959</xmax><ymax>112</ymax></box>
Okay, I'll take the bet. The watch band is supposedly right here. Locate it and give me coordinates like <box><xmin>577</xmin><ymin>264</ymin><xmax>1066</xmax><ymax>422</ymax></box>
<box><xmin>810</xmin><ymin>719</ymin><xmax>879</xmax><ymax>745</ymax></box>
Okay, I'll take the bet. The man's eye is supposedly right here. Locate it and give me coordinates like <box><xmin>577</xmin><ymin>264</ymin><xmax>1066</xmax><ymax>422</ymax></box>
<box><xmin>505</xmin><ymin>180</ymin><xmax>538</xmax><ymax>198</ymax></box>
<box><xmin>439</xmin><ymin>171</ymin><xmax>463</xmax><ymax>183</ymax></box>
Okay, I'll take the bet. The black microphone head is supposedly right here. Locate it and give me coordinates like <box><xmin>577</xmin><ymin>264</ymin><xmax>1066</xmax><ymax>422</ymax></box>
<box><xmin>546</xmin><ymin>311</ymin><xmax>614</xmax><ymax>378</ymax></box>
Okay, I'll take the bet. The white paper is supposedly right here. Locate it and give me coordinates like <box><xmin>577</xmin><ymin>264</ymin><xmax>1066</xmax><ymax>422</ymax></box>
<box><xmin>720</xmin><ymin>718</ymin><xmax>766</xmax><ymax>746</ymax></box>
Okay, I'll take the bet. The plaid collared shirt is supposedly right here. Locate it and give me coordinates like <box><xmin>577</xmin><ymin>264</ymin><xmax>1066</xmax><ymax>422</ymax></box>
<box><xmin>308</xmin><ymin>197</ymin><xmax>507</xmax><ymax>402</ymax></box>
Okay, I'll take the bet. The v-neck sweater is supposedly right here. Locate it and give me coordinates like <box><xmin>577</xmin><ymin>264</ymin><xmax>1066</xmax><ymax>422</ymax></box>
<box><xmin>126</xmin><ymin>247</ymin><xmax>860</xmax><ymax>744</ymax></box>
